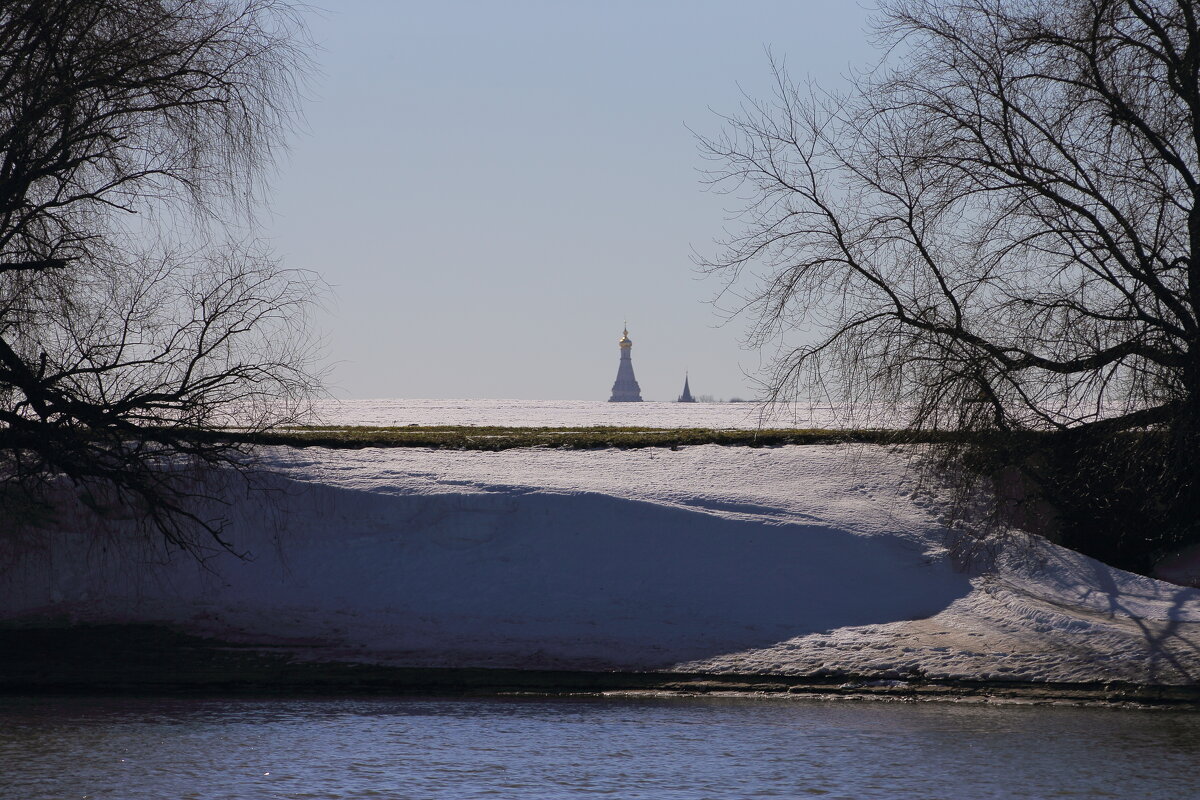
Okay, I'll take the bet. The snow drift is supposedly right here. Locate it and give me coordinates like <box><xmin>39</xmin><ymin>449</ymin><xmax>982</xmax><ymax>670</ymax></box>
<box><xmin>3</xmin><ymin>444</ymin><xmax>1199</xmax><ymax>684</ymax></box>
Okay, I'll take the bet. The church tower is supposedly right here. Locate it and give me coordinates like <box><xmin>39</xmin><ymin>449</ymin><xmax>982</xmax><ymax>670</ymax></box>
<box><xmin>677</xmin><ymin>373</ymin><xmax>695</xmax><ymax>402</ymax></box>
<box><xmin>608</xmin><ymin>326</ymin><xmax>643</xmax><ymax>402</ymax></box>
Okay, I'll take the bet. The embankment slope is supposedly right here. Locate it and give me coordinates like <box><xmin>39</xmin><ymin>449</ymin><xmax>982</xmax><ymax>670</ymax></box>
<box><xmin>3</xmin><ymin>444</ymin><xmax>1198</xmax><ymax>693</ymax></box>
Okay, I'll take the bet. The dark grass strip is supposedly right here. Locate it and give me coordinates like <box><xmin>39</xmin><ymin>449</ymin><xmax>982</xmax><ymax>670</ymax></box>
<box><xmin>224</xmin><ymin>426</ymin><xmax>948</xmax><ymax>451</ymax></box>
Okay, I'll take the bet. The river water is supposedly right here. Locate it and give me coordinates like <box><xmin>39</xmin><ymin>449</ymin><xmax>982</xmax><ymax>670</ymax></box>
<box><xmin>2</xmin><ymin>695</ymin><xmax>1197</xmax><ymax>799</ymax></box>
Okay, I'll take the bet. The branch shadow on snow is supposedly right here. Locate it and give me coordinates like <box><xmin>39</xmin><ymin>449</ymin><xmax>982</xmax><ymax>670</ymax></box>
<box><xmin>1080</xmin><ymin>558</ymin><xmax>1200</xmax><ymax>684</ymax></box>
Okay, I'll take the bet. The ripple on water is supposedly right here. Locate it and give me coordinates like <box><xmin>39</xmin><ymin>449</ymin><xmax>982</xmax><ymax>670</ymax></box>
<box><xmin>1</xmin><ymin>696</ymin><xmax>1198</xmax><ymax>800</ymax></box>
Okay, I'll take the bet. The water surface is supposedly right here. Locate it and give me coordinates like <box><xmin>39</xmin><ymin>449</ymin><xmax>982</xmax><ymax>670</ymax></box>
<box><xmin>2</xmin><ymin>696</ymin><xmax>1197</xmax><ymax>799</ymax></box>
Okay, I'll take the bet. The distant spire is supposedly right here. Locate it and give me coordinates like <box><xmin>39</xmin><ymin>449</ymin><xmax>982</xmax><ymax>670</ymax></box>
<box><xmin>678</xmin><ymin>372</ymin><xmax>695</xmax><ymax>403</ymax></box>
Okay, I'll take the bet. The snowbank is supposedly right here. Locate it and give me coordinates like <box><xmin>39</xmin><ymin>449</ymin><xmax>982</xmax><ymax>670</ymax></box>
<box><xmin>3</xmin><ymin>444</ymin><xmax>1198</xmax><ymax>685</ymax></box>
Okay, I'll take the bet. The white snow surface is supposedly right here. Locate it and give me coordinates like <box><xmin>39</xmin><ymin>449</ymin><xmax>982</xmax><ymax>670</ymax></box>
<box><xmin>4</xmin><ymin>443</ymin><xmax>1199</xmax><ymax>685</ymax></box>
<box><xmin>304</xmin><ymin>398</ymin><xmax>877</xmax><ymax>429</ymax></box>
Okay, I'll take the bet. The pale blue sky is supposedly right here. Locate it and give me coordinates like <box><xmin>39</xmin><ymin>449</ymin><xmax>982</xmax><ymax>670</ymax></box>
<box><xmin>267</xmin><ymin>1</ymin><xmax>878</xmax><ymax>400</ymax></box>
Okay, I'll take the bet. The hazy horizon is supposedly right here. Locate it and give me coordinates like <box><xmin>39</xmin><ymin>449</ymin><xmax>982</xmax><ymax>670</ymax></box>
<box><xmin>267</xmin><ymin>2</ymin><xmax>878</xmax><ymax>401</ymax></box>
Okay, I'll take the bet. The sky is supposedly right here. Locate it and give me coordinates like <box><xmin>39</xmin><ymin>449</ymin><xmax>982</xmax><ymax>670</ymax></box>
<box><xmin>265</xmin><ymin>1</ymin><xmax>879</xmax><ymax>401</ymax></box>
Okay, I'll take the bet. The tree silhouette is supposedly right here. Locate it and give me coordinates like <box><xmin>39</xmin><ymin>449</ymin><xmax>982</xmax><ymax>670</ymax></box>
<box><xmin>700</xmin><ymin>0</ymin><xmax>1200</xmax><ymax>568</ymax></box>
<box><xmin>0</xmin><ymin>0</ymin><xmax>320</xmax><ymax>555</ymax></box>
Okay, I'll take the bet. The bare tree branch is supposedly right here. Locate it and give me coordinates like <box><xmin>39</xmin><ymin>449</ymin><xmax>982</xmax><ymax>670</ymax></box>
<box><xmin>699</xmin><ymin>0</ymin><xmax>1200</xmax><ymax>570</ymax></box>
<box><xmin>0</xmin><ymin>1</ymin><xmax>321</xmax><ymax>557</ymax></box>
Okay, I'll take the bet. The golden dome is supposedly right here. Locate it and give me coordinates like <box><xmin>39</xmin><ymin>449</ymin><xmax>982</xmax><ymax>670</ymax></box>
<box><xmin>618</xmin><ymin>327</ymin><xmax>632</xmax><ymax>348</ymax></box>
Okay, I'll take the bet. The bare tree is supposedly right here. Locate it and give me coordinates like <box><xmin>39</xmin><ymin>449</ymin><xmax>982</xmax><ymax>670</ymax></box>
<box><xmin>0</xmin><ymin>1</ymin><xmax>320</xmax><ymax>555</ymax></box>
<box><xmin>699</xmin><ymin>0</ymin><xmax>1200</xmax><ymax>568</ymax></box>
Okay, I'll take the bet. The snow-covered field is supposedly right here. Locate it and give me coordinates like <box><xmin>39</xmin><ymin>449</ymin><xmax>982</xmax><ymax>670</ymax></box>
<box><xmin>4</xmin><ymin>441</ymin><xmax>1199</xmax><ymax>686</ymax></box>
<box><xmin>305</xmin><ymin>398</ymin><xmax>877</xmax><ymax>429</ymax></box>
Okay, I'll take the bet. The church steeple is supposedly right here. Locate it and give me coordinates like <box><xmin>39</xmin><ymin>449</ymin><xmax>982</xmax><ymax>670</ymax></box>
<box><xmin>608</xmin><ymin>325</ymin><xmax>643</xmax><ymax>402</ymax></box>
<box><xmin>677</xmin><ymin>372</ymin><xmax>695</xmax><ymax>403</ymax></box>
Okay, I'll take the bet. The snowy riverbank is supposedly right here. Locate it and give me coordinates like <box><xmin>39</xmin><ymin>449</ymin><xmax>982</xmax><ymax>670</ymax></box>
<box><xmin>3</xmin><ymin>444</ymin><xmax>1199</xmax><ymax>689</ymax></box>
